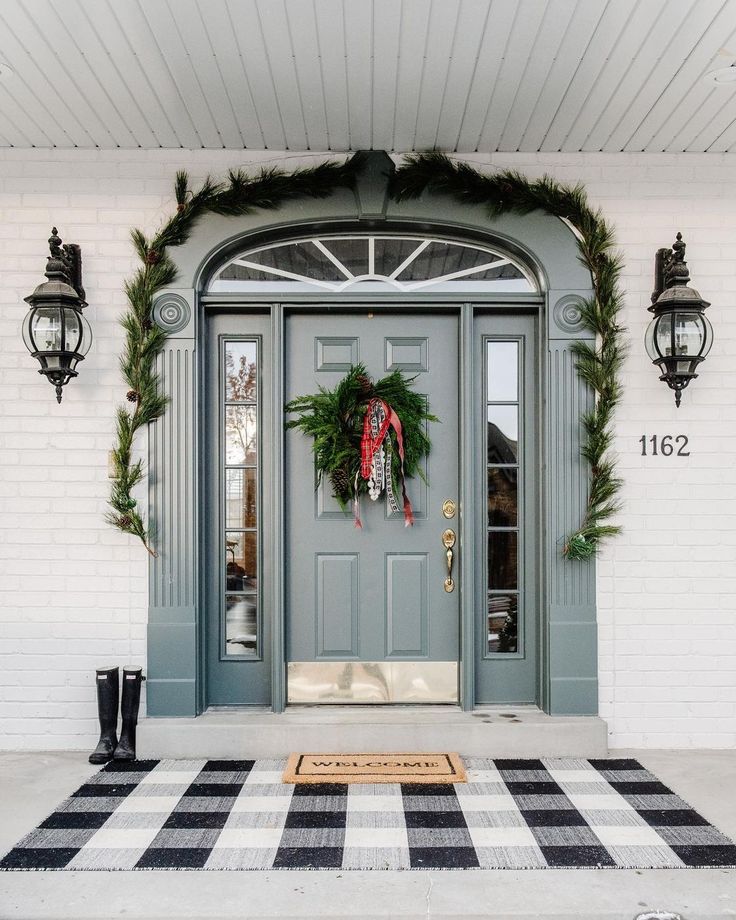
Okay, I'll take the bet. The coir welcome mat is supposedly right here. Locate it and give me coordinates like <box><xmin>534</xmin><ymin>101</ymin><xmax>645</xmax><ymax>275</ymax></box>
<box><xmin>2</xmin><ymin>757</ymin><xmax>735</xmax><ymax>871</ymax></box>
<box><xmin>283</xmin><ymin>752</ymin><xmax>466</xmax><ymax>784</ymax></box>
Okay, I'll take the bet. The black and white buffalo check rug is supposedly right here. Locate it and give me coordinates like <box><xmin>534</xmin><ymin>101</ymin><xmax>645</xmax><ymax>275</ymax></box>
<box><xmin>2</xmin><ymin>757</ymin><xmax>735</xmax><ymax>871</ymax></box>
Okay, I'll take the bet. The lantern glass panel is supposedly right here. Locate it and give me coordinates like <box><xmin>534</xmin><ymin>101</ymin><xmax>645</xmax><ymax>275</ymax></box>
<box><xmin>673</xmin><ymin>312</ymin><xmax>706</xmax><ymax>356</ymax></box>
<box><xmin>64</xmin><ymin>308</ymin><xmax>81</xmax><ymax>352</ymax></box>
<box><xmin>644</xmin><ymin>316</ymin><xmax>659</xmax><ymax>361</ymax></box>
<box><xmin>32</xmin><ymin>307</ymin><xmax>63</xmax><ymax>352</ymax></box>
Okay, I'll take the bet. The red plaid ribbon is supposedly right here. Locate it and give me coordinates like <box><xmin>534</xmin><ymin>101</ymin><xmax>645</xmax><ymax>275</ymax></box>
<box><xmin>356</xmin><ymin>397</ymin><xmax>414</xmax><ymax>528</ymax></box>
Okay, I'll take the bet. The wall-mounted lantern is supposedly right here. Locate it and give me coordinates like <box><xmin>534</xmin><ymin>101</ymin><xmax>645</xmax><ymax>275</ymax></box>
<box><xmin>22</xmin><ymin>228</ymin><xmax>92</xmax><ymax>404</ymax></box>
<box><xmin>646</xmin><ymin>232</ymin><xmax>713</xmax><ymax>407</ymax></box>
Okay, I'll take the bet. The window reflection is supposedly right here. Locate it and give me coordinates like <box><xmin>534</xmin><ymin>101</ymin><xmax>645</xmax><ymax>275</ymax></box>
<box><xmin>226</xmin><ymin>531</ymin><xmax>257</xmax><ymax>591</ymax></box>
<box><xmin>487</xmin><ymin>406</ymin><xmax>518</xmax><ymax>463</ymax></box>
<box><xmin>225</xmin><ymin>406</ymin><xmax>258</xmax><ymax>465</ymax></box>
<box><xmin>223</xmin><ymin>338</ymin><xmax>260</xmax><ymax>658</ymax></box>
<box><xmin>225</xmin><ymin>341</ymin><xmax>257</xmax><ymax>401</ymax></box>
<box><xmin>225</xmin><ymin>468</ymin><xmax>257</xmax><ymax>529</ymax></box>
<box><xmin>488</xmin><ymin>594</ymin><xmax>518</xmax><ymax>654</ymax></box>
<box><xmin>226</xmin><ymin>595</ymin><xmax>257</xmax><ymax>654</ymax></box>
<box><xmin>487</xmin><ymin>341</ymin><xmax>518</xmax><ymax>401</ymax></box>
<box><xmin>488</xmin><ymin>468</ymin><xmax>517</xmax><ymax>527</ymax></box>
<box><xmin>488</xmin><ymin>531</ymin><xmax>518</xmax><ymax>591</ymax></box>
<box><xmin>486</xmin><ymin>338</ymin><xmax>521</xmax><ymax>654</ymax></box>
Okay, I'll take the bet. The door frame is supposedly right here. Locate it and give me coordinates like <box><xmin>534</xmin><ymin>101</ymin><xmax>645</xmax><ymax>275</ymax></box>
<box><xmin>145</xmin><ymin>154</ymin><xmax>598</xmax><ymax>718</ymax></box>
<box><xmin>205</xmin><ymin>298</ymin><xmax>496</xmax><ymax>712</ymax></box>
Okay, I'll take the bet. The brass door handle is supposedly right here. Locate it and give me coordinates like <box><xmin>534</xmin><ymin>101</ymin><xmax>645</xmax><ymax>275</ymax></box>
<box><xmin>442</xmin><ymin>529</ymin><xmax>456</xmax><ymax>593</ymax></box>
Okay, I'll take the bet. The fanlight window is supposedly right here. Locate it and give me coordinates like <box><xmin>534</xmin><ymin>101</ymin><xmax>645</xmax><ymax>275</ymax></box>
<box><xmin>208</xmin><ymin>235</ymin><xmax>537</xmax><ymax>294</ymax></box>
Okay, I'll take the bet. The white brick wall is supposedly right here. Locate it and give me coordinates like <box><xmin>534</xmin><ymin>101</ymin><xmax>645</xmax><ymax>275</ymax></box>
<box><xmin>1</xmin><ymin>148</ymin><xmax>734</xmax><ymax>750</ymax></box>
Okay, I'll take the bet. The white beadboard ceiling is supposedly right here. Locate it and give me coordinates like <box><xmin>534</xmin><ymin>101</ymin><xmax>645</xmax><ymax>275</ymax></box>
<box><xmin>1</xmin><ymin>0</ymin><xmax>736</xmax><ymax>151</ymax></box>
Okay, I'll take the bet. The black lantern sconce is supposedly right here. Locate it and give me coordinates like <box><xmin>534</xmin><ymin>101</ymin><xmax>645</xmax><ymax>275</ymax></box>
<box><xmin>22</xmin><ymin>228</ymin><xmax>92</xmax><ymax>403</ymax></box>
<box><xmin>646</xmin><ymin>233</ymin><xmax>713</xmax><ymax>407</ymax></box>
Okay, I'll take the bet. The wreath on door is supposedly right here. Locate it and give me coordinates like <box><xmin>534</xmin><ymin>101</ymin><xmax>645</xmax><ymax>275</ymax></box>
<box><xmin>285</xmin><ymin>364</ymin><xmax>436</xmax><ymax>528</ymax></box>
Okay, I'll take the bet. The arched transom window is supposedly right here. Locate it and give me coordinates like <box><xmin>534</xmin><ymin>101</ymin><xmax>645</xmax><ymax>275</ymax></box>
<box><xmin>208</xmin><ymin>234</ymin><xmax>537</xmax><ymax>293</ymax></box>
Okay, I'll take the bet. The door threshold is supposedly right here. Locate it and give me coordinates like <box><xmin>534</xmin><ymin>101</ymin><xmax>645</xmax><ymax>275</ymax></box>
<box><xmin>139</xmin><ymin>707</ymin><xmax>608</xmax><ymax>758</ymax></box>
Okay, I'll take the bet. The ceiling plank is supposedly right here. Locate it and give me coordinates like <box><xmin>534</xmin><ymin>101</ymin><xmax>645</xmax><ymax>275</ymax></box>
<box><xmin>392</xmin><ymin>0</ymin><xmax>433</xmax><ymax>153</ymax></box>
<box><xmin>83</xmin><ymin>0</ymin><xmax>181</xmax><ymax>148</ymax></box>
<box><xmin>343</xmin><ymin>0</ymin><xmax>374</xmax><ymax>151</ymax></box>
<box><xmin>567</xmin><ymin>0</ymin><xmax>668</xmax><ymax>152</ymax></box>
<box><xmin>137</xmin><ymin>0</ymin><xmax>223</xmax><ymax>148</ymax></box>
<box><xmin>28</xmin><ymin>0</ymin><xmax>141</xmax><ymax>148</ymax></box>
<box><xmin>455</xmin><ymin>0</ymin><xmax>517</xmax><ymax>151</ymax></box>
<box><xmin>539</xmin><ymin>0</ymin><xmax>639</xmax><ymax>152</ymax></box>
<box><xmin>371</xmin><ymin>0</ymin><xmax>402</xmax><ymax>151</ymax></box>
<box><xmin>312</xmin><ymin>0</ymin><xmax>350</xmax><ymax>151</ymax></box>
<box><xmin>0</xmin><ymin>0</ymin><xmax>106</xmax><ymax>146</ymax></box>
<box><xmin>186</xmin><ymin>0</ymin><xmax>265</xmax><ymax>148</ymax></box>
<box><xmin>284</xmin><ymin>0</ymin><xmax>330</xmax><ymax>150</ymax></box>
<box><xmin>0</xmin><ymin>83</ymin><xmax>55</xmax><ymax>146</ymax></box>
<box><xmin>706</xmin><ymin>113</ymin><xmax>736</xmax><ymax>151</ymax></box>
<box><xmin>111</xmin><ymin>0</ymin><xmax>201</xmax><ymax>148</ymax></box>
<box><xmin>518</xmin><ymin>0</ymin><xmax>606</xmax><ymax>152</ymax></box>
<box><xmin>255</xmin><ymin>0</ymin><xmax>309</xmax><ymax>150</ymax></box>
<box><xmin>497</xmin><ymin>0</ymin><xmax>579</xmax><ymax>152</ymax></box>
<box><xmin>36</xmin><ymin>0</ymin><xmax>150</xmax><ymax>148</ymax></box>
<box><xmin>599</xmin><ymin>0</ymin><xmax>722</xmax><ymax>152</ymax></box>
<box><xmin>227</xmin><ymin>0</ymin><xmax>288</xmax><ymax>149</ymax></box>
<box><xmin>624</xmin><ymin>0</ymin><xmax>736</xmax><ymax>151</ymax></box>
<box><xmin>413</xmin><ymin>0</ymin><xmax>462</xmax><ymax>151</ymax></box>
<box><xmin>430</xmin><ymin>0</ymin><xmax>490</xmax><ymax>151</ymax></box>
<box><xmin>170</xmin><ymin>0</ymin><xmax>245</xmax><ymax>149</ymax></box>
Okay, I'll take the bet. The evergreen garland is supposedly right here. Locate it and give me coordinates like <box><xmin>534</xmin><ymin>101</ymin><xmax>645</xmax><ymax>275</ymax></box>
<box><xmin>392</xmin><ymin>152</ymin><xmax>626</xmax><ymax>560</ymax></box>
<box><xmin>108</xmin><ymin>158</ymin><xmax>357</xmax><ymax>554</ymax></box>
<box><xmin>285</xmin><ymin>364</ymin><xmax>435</xmax><ymax>508</ymax></box>
<box><xmin>111</xmin><ymin>150</ymin><xmax>624</xmax><ymax>562</ymax></box>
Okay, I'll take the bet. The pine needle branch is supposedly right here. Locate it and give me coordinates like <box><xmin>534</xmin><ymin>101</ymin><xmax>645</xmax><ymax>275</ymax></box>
<box><xmin>392</xmin><ymin>152</ymin><xmax>627</xmax><ymax>560</ymax></box>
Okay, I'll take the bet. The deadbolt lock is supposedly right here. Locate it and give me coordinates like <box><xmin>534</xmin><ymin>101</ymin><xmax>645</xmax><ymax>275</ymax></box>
<box><xmin>442</xmin><ymin>499</ymin><xmax>456</xmax><ymax>519</ymax></box>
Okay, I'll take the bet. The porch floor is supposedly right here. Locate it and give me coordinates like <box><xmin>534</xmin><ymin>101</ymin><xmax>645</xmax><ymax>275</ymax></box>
<box><xmin>1</xmin><ymin>750</ymin><xmax>734</xmax><ymax>918</ymax></box>
<box><xmin>137</xmin><ymin>705</ymin><xmax>608</xmax><ymax>759</ymax></box>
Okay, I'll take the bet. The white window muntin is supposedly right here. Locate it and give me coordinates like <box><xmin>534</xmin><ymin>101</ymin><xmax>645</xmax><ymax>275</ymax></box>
<box><xmin>208</xmin><ymin>234</ymin><xmax>537</xmax><ymax>294</ymax></box>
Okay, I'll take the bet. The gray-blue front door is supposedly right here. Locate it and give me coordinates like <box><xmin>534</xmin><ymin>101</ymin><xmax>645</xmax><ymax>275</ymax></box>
<box><xmin>285</xmin><ymin>312</ymin><xmax>460</xmax><ymax>702</ymax></box>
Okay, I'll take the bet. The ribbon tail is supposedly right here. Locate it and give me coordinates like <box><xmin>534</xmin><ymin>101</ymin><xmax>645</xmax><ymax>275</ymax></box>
<box><xmin>387</xmin><ymin>406</ymin><xmax>415</xmax><ymax>527</ymax></box>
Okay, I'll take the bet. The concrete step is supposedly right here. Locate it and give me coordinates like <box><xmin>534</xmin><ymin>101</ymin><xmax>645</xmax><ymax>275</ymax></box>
<box><xmin>138</xmin><ymin>706</ymin><xmax>608</xmax><ymax>759</ymax></box>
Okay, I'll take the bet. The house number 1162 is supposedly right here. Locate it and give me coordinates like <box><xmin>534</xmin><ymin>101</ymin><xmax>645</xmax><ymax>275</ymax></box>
<box><xmin>639</xmin><ymin>435</ymin><xmax>690</xmax><ymax>456</ymax></box>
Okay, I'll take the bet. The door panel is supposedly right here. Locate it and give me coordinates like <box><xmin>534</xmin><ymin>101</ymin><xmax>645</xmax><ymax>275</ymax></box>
<box><xmin>285</xmin><ymin>312</ymin><xmax>459</xmax><ymax>702</ymax></box>
<box><xmin>475</xmin><ymin>313</ymin><xmax>538</xmax><ymax>704</ymax></box>
<box><xmin>205</xmin><ymin>313</ymin><xmax>272</xmax><ymax>706</ymax></box>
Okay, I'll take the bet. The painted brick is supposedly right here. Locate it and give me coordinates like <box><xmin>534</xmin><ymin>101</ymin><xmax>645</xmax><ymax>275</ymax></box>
<box><xmin>0</xmin><ymin>147</ymin><xmax>735</xmax><ymax>750</ymax></box>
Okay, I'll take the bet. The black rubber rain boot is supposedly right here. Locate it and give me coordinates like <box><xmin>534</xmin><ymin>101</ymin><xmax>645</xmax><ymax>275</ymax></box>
<box><xmin>113</xmin><ymin>667</ymin><xmax>144</xmax><ymax>762</ymax></box>
<box><xmin>89</xmin><ymin>667</ymin><xmax>119</xmax><ymax>765</ymax></box>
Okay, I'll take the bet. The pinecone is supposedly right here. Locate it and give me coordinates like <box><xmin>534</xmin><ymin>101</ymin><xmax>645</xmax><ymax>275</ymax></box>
<box><xmin>329</xmin><ymin>466</ymin><xmax>352</xmax><ymax>501</ymax></box>
<box><xmin>126</xmin><ymin>389</ymin><xmax>140</xmax><ymax>403</ymax></box>
<box><xmin>145</xmin><ymin>249</ymin><xmax>160</xmax><ymax>265</ymax></box>
<box><xmin>356</xmin><ymin>373</ymin><xmax>373</xmax><ymax>398</ymax></box>
<box><xmin>118</xmin><ymin>514</ymin><xmax>133</xmax><ymax>530</ymax></box>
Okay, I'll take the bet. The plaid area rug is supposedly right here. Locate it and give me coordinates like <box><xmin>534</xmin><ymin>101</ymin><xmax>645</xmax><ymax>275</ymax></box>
<box><xmin>2</xmin><ymin>757</ymin><xmax>735</xmax><ymax>871</ymax></box>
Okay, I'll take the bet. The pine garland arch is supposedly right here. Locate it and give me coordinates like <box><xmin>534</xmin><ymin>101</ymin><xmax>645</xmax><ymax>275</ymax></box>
<box><xmin>109</xmin><ymin>152</ymin><xmax>624</xmax><ymax>561</ymax></box>
<box><xmin>391</xmin><ymin>153</ymin><xmax>626</xmax><ymax>559</ymax></box>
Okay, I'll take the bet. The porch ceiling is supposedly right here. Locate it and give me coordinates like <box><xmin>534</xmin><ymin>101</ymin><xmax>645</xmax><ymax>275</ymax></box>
<box><xmin>1</xmin><ymin>0</ymin><xmax>736</xmax><ymax>153</ymax></box>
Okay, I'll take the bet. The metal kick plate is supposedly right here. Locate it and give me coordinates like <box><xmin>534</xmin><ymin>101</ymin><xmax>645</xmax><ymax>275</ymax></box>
<box><xmin>287</xmin><ymin>662</ymin><xmax>459</xmax><ymax>704</ymax></box>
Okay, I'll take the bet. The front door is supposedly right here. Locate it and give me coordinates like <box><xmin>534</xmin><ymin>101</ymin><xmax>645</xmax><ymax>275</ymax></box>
<box><xmin>285</xmin><ymin>312</ymin><xmax>459</xmax><ymax>703</ymax></box>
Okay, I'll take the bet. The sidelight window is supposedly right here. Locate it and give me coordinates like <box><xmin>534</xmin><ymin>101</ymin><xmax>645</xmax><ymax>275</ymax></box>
<box><xmin>486</xmin><ymin>340</ymin><xmax>521</xmax><ymax>655</ymax></box>
<box><xmin>223</xmin><ymin>339</ymin><xmax>260</xmax><ymax>657</ymax></box>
